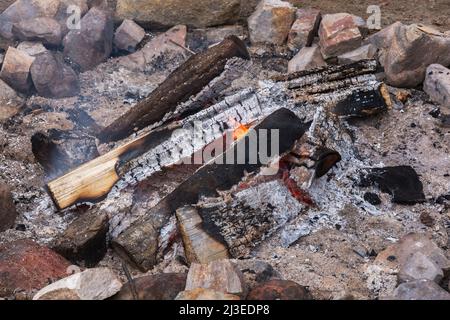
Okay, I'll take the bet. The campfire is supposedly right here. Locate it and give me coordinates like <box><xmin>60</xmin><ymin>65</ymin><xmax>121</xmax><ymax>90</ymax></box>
<box><xmin>0</xmin><ymin>0</ymin><xmax>450</xmax><ymax>302</ymax></box>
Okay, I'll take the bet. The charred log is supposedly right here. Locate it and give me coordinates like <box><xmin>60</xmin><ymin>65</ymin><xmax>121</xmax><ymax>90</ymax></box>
<box><xmin>98</xmin><ymin>36</ymin><xmax>251</xmax><ymax>143</ymax></box>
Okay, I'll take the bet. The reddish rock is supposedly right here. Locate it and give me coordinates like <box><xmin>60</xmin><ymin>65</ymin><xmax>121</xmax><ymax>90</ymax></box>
<box><xmin>287</xmin><ymin>8</ymin><xmax>321</xmax><ymax>50</ymax></box>
<box><xmin>247</xmin><ymin>279</ymin><xmax>312</xmax><ymax>300</ymax></box>
<box><xmin>337</xmin><ymin>44</ymin><xmax>377</xmax><ymax>64</ymax></box>
<box><xmin>0</xmin><ymin>239</ymin><xmax>72</xmax><ymax>297</ymax></box>
<box><xmin>288</xmin><ymin>44</ymin><xmax>326</xmax><ymax>73</ymax></box>
<box><xmin>0</xmin><ymin>183</ymin><xmax>17</xmax><ymax>232</ymax></box>
<box><xmin>63</xmin><ymin>7</ymin><xmax>113</xmax><ymax>71</ymax></box>
<box><xmin>318</xmin><ymin>13</ymin><xmax>363</xmax><ymax>59</ymax></box>
<box><xmin>112</xmin><ymin>273</ymin><xmax>187</xmax><ymax>300</ymax></box>
<box><xmin>114</xmin><ymin>19</ymin><xmax>145</xmax><ymax>52</ymax></box>
<box><xmin>176</xmin><ymin>288</ymin><xmax>240</xmax><ymax>300</ymax></box>
<box><xmin>12</xmin><ymin>17</ymin><xmax>62</xmax><ymax>46</ymax></box>
<box><xmin>0</xmin><ymin>46</ymin><xmax>35</xmax><ymax>93</ymax></box>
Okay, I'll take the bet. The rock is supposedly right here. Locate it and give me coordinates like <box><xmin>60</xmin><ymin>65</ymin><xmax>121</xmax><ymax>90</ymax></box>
<box><xmin>176</xmin><ymin>288</ymin><xmax>240</xmax><ymax>300</ymax></box>
<box><xmin>63</xmin><ymin>7</ymin><xmax>113</xmax><ymax>71</ymax></box>
<box><xmin>16</xmin><ymin>41</ymin><xmax>47</xmax><ymax>56</ymax></box>
<box><xmin>0</xmin><ymin>0</ymin><xmax>61</xmax><ymax>39</ymax></box>
<box><xmin>0</xmin><ymin>239</ymin><xmax>71</xmax><ymax>297</ymax></box>
<box><xmin>287</xmin><ymin>8</ymin><xmax>321</xmax><ymax>51</ymax></box>
<box><xmin>0</xmin><ymin>183</ymin><xmax>17</xmax><ymax>232</ymax></box>
<box><xmin>371</xmin><ymin>23</ymin><xmax>450</xmax><ymax>87</ymax></box>
<box><xmin>318</xmin><ymin>13</ymin><xmax>363</xmax><ymax>59</ymax></box>
<box><xmin>0</xmin><ymin>46</ymin><xmax>34</xmax><ymax>93</ymax></box>
<box><xmin>234</xmin><ymin>259</ymin><xmax>282</xmax><ymax>289</ymax></box>
<box><xmin>112</xmin><ymin>273</ymin><xmax>186</xmax><ymax>300</ymax></box>
<box><xmin>288</xmin><ymin>44</ymin><xmax>326</xmax><ymax>73</ymax></box>
<box><xmin>424</xmin><ymin>64</ymin><xmax>450</xmax><ymax>109</ymax></box>
<box><xmin>55</xmin><ymin>0</ymin><xmax>89</xmax><ymax>36</ymax></box>
<box><xmin>33</xmin><ymin>267</ymin><xmax>122</xmax><ymax>300</ymax></box>
<box><xmin>118</xmin><ymin>25</ymin><xmax>187</xmax><ymax>71</ymax></box>
<box><xmin>338</xmin><ymin>44</ymin><xmax>377</xmax><ymax>64</ymax></box>
<box><xmin>115</xmin><ymin>0</ymin><xmax>240</xmax><ymax>28</ymax></box>
<box><xmin>398</xmin><ymin>252</ymin><xmax>444</xmax><ymax>283</ymax></box>
<box><xmin>392</xmin><ymin>280</ymin><xmax>450</xmax><ymax>300</ymax></box>
<box><xmin>30</xmin><ymin>51</ymin><xmax>80</xmax><ymax>98</ymax></box>
<box><xmin>0</xmin><ymin>79</ymin><xmax>23</xmax><ymax>121</ymax></box>
<box><xmin>248</xmin><ymin>0</ymin><xmax>296</xmax><ymax>45</ymax></box>
<box><xmin>247</xmin><ymin>279</ymin><xmax>312</xmax><ymax>300</ymax></box>
<box><xmin>185</xmin><ymin>259</ymin><xmax>246</xmax><ymax>297</ymax></box>
<box><xmin>187</xmin><ymin>25</ymin><xmax>246</xmax><ymax>52</ymax></box>
<box><xmin>360</xmin><ymin>166</ymin><xmax>425</xmax><ymax>205</ymax></box>
<box><xmin>176</xmin><ymin>206</ymin><xmax>229</xmax><ymax>265</ymax></box>
<box><xmin>114</xmin><ymin>19</ymin><xmax>145</xmax><ymax>52</ymax></box>
<box><xmin>0</xmin><ymin>52</ymin><xmax>4</xmax><ymax>65</ymax></box>
<box><xmin>375</xmin><ymin>233</ymin><xmax>450</xmax><ymax>273</ymax></box>
<box><xmin>52</xmin><ymin>211</ymin><xmax>109</xmax><ymax>267</ymax></box>
<box><xmin>12</xmin><ymin>17</ymin><xmax>62</xmax><ymax>45</ymax></box>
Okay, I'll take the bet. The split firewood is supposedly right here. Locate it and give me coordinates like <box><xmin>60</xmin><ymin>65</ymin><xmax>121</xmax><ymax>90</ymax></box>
<box><xmin>98</xmin><ymin>35</ymin><xmax>251</xmax><ymax>143</ymax></box>
<box><xmin>112</xmin><ymin>108</ymin><xmax>311</xmax><ymax>271</ymax></box>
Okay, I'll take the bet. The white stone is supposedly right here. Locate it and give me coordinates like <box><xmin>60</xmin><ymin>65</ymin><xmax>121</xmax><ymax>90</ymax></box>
<box><xmin>424</xmin><ymin>64</ymin><xmax>450</xmax><ymax>109</ymax></box>
<box><xmin>288</xmin><ymin>44</ymin><xmax>326</xmax><ymax>73</ymax></box>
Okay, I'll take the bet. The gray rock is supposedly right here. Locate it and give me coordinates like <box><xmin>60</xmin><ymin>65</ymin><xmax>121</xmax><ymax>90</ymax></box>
<box><xmin>114</xmin><ymin>19</ymin><xmax>145</xmax><ymax>52</ymax></box>
<box><xmin>370</xmin><ymin>23</ymin><xmax>450</xmax><ymax>87</ymax></box>
<box><xmin>185</xmin><ymin>259</ymin><xmax>247</xmax><ymax>297</ymax></box>
<box><xmin>12</xmin><ymin>17</ymin><xmax>62</xmax><ymax>45</ymax></box>
<box><xmin>288</xmin><ymin>44</ymin><xmax>326</xmax><ymax>73</ymax></box>
<box><xmin>33</xmin><ymin>268</ymin><xmax>122</xmax><ymax>300</ymax></box>
<box><xmin>338</xmin><ymin>44</ymin><xmax>377</xmax><ymax>64</ymax></box>
<box><xmin>393</xmin><ymin>280</ymin><xmax>450</xmax><ymax>300</ymax></box>
<box><xmin>398</xmin><ymin>251</ymin><xmax>444</xmax><ymax>283</ymax></box>
<box><xmin>0</xmin><ymin>52</ymin><xmax>4</xmax><ymax>66</ymax></box>
<box><xmin>0</xmin><ymin>183</ymin><xmax>17</xmax><ymax>232</ymax></box>
<box><xmin>424</xmin><ymin>64</ymin><xmax>450</xmax><ymax>109</ymax></box>
<box><xmin>188</xmin><ymin>25</ymin><xmax>246</xmax><ymax>52</ymax></box>
<box><xmin>248</xmin><ymin>0</ymin><xmax>296</xmax><ymax>45</ymax></box>
<box><xmin>0</xmin><ymin>46</ymin><xmax>35</xmax><ymax>93</ymax></box>
<box><xmin>30</xmin><ymin>51</ymin><xmax>80</xmax><ymax>98</ymax></box>
<box><xmin>16</xmin><ymin>41</ymin><xmax>47</xmax><ymax>56</ymax></box>
<box><xmin>318</xmin><ymin>13</ymin><xmax>363</xmax><ymax>59</ymax></box>
<box><xmin>287</xmin><ymin>8</ymin><xmax>321</xmax><ymax>50</ymax></box>
<box><xmin>63</xmin><ymin>7</ymin><xmax>113</xmax><ymax>71</ymax></box>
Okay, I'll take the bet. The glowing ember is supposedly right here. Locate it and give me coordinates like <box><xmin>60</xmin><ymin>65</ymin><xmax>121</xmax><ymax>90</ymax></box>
<box><xmin>232</xmin><ymin>123</ymin><xmax>250</xmax><ymax>140</ymax></box>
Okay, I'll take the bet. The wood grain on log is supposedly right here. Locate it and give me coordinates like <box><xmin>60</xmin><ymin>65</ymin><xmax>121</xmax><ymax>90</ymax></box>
<box><xmin>98</xmin><ymin>35</ymin><xmax>250</xmax><ymax>143</ymax></box>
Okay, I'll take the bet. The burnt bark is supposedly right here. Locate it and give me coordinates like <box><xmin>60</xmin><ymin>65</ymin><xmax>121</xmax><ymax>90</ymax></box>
<box><xmin>98</xmin><ymin>35</ymin><xmax>250</xmax><ymax>143</ymax></box>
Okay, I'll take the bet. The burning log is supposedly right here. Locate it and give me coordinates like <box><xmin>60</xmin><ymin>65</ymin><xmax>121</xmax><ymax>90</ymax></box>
<box><xmin>112</xmin><ymin>108</ymin><xmax>311</xmax><ymax>271</ymax></box>
<box><xmin>98</xmin><ymin>35</ymin><xmax>251</xmax><ymax>143</ymax></box>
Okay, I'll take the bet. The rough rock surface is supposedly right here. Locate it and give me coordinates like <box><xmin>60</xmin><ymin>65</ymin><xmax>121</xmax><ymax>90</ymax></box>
<box><xmin>63</xmin><ymin>7</ymin><xmax>113</xmax><ymax>71</ymax></box>
<box><xmin>30</xmin><ymin>51</ymin><xmax>80</xmax><ymax>98</ymax></box>
<box><xmin>0</xmin><ymin>183</ymin><xmax>17</xmax><ymax>232</ymax></box>
<box><xmin>287</xmin><ymin>8</ymin><xmax>321</xmax><ymax>50</ymax></box>
<box><xmin>115</xmin><ymin>0</ymin><xmax>241</xmax><ymax>28</ymax></box>
<box><xmin>424</xmin><ymin>64</ymin><xmax>450</xmax><ymax>109</ymax></box>
<box><xmin>398</xmin><ymin>251</ymin><xmax>444</xmax><ymax>283</ymax></box>
<box><xmin>0</xmin><ymin>46</ymin><xmax>34</xmax><ymax>93</ymax></box>
<box><xmin>175</xmin><ymin>288</ymin><xmax>240</xmax><ymax>300</ymax></box>
<box><xmin>318</xmin><ymin>13</ymin><xmax>363</xmax><ymax>59</ymax></box>
<box><xmin>185</xmin><ymin>260</ymin><xmax>246</xmax><ymax>297</ymax></box>
<box><xmin>12</xmin><ymin>17</ymin><xmax>62</xmax><ymax>46</ymax></box>
<box><xmin>112</xmin><ymin>273</ymin><xmax>187</xmax><ymax>300</ymax></box>
<box><xmin>247</xmin><ymin>279</ymin><xmax>312</xmax><ymax>300</ymax></box>
<box><xmin>248</xmin><ymin>0</ymin><xmax>296</xmax><ymax>45</ymax></box>
<box><xmin>16</xmin><ymin>41</ymin><xmax>46</xmax><ymax>56</ymax></box>
<box><xmin>0</xmin><ymin>239</ymin><xmax>71</xmax><ymax>298</ymax></box>
<box><xmin>392</xmin><ymin>280</ymin><xmax>450</xmax><ymax>300</ymax></box>
<box><xmin>114</xmin><ymin>19</ymin><xmax>145</xmax><ymax>52</ymax></box>
<box><xmin>33</xmin><ymin>267</ymin><xmax>122</xmax><ymax>300</ymax></box>
<box><xmin>372</xmin><ymin>23</ymin><xmax>450</xmax><ymax>87</ymax></box>
<box><xmin>0</xmin><ymin>79</ymin><xmax>23</xmax><ymax>121</ymax></box>
<box><xmin>288</xmin><ymin>44</ymin><xmax>326</xmax><ymax>73</ymax></box>
<box><xmin>337</xmin><ymin>44</ymin><xmax>376</xmax><ymax>64</ymax></box>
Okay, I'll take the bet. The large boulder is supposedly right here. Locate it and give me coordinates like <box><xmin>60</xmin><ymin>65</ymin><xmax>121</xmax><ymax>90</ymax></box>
<box><xmin>318</xmin><ymin>13</ymin><xmax>363</xmax><ymax>59</ymax></box>
<box><xmin>0</xmin><ymin>46</ymin><xmax>35</xmax><ymax>93</ymax></box>
<box><xmin>115</xmin><ymin>0</ymin><xmax>240</xmax><ymax>28</ymax></box>
<box><xmin>248</xmin><ymin>0</ymin><xmax>296</xmax><ymax>45</ymax></box>
<box><xmin>369</xmin><ymin>23</ymin><xmax>450</xmax><ymax>87</ymax></box>
<box><xmin>12</xmin><ymin>17</ymin><xmax>62</xmax><ymax>46</ymax></box>
<box><xmin>63</xmin><ymin>6</ymin><xmax>113</xmax><ymax>71</ymax></box>
<box><xmin>30</xmin><ymin>51</ymin><xmax>80</xmax><ymax>98</ymax></box>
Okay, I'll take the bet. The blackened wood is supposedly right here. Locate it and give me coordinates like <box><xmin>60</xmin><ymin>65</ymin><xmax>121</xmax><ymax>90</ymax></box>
<box><xmin>98</xmin><ymin>35</ymin><xmax>250</xmax><ymax>143</ymax></box>
<box><xmin>112</xmin><ymin>108</ymin><xmax>311</xmax><ymax>271</ymax></box>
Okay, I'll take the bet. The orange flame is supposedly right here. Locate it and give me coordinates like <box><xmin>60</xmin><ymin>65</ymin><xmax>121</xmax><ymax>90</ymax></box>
<box><xmin>232</xmin><ymin>123</ymin><xmax>250</xmax><ymax>140</ymax></box>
